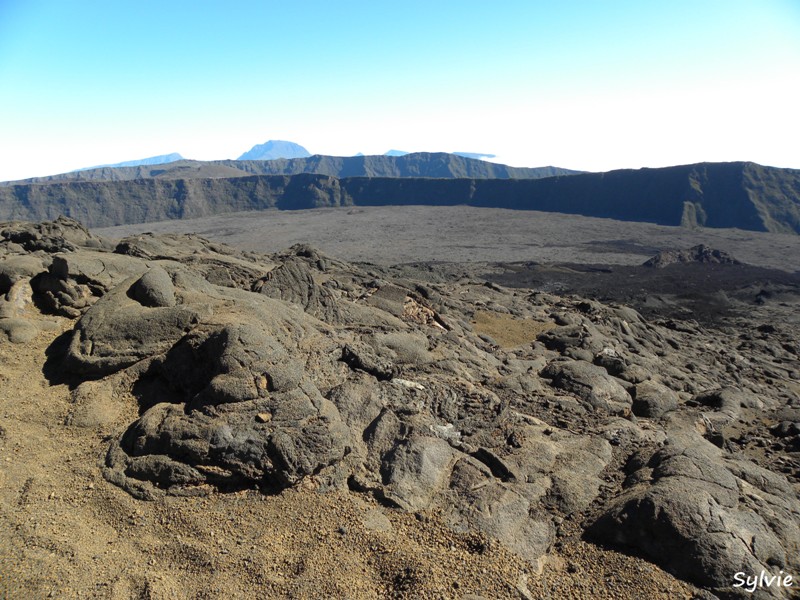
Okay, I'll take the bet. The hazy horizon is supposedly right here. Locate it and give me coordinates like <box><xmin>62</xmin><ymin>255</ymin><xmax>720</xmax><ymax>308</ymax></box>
<box><xmin>1</xmin><ymin>1</ymin><xmax>798</xmax><ymax>181</ymax></box>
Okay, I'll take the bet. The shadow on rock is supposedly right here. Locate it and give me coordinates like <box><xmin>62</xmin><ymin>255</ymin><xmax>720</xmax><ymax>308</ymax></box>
<box><xmin>42</xmin><ymin>329</ymin><xmax>84</xmax><ymax>388</ymax></box>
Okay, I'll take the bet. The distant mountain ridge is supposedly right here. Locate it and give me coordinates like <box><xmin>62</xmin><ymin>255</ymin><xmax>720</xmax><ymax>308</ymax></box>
<box><xmin>75</xmin><ymin>153</ymin><xmax>184</xmax><ymax>171</ymax></box>
<box><xmin>1</xmin><ymin>161</ymin><xmax>797</xmax><ymax>234</ymax></box>
<box><xmin>6</xmin><ymin>153</ymin><xmax>580</xmax><ymax>184</ymax></box>
<box><xmin>217</xmin><ymin>153</ymin><xmax>576</xmax><ymax>179</ymax></box>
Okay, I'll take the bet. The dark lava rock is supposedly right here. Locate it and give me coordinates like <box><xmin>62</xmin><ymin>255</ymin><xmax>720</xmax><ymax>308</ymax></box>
<box><xmin>1</xmin><ymin>216</ymin><xmax>104</xmax><ymax>253</ymax></box>
<box><xmin>66</xmin><ymin>281</ymin><xmax>202</xmax><ymax>377</ymax></box>
<box><xmin>541</xmin><ymin>359</ymin><xmax>631</xmax><ymax>414</ymax></box>
<box><xmin>0</xmin><ymin>255</ymin><xmax>48</xmax><ymax>294</ymax></box>
<box><xmin>631</xmin><ymin>380</ymin><xmax>679</xmax><ymax>418</ymax></box>
<box><xmin>589</xmin><ymin>433</ymin><xmax>800</xmax><ymax>599</ymax></box>
<box><xmin>132</xmin><ymin>266</ymin><xmax>176</xmax><ymax>308</ymax></box>
<box><xmin>255</xmin><ymin>255</ymin><xmax>342</xmax><ymax>323</ymax></box>
<box><xmin>643</xmin><ymin>244</ymin><xmax>742</xmax><ymax>268</ymax></box>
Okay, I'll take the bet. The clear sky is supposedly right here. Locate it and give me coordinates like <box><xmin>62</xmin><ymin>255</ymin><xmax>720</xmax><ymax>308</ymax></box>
<box><xmin>0</xmin><ymin>0</ymin><xmax>798</xmax><ymax>181</ymax></box>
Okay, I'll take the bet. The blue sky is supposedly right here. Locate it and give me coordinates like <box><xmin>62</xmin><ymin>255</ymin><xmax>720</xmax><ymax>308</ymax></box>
<box><xmin>0</xmin><ymin>0</ymin><xmax>798</xmax><ymax>180</ymax></box>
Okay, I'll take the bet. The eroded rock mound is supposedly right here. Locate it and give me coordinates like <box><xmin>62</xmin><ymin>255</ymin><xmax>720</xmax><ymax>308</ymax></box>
<box><xmin>1</xmin><ymin>216</ymin><xmax>105</xmax><ymax>254</ymax></box>
<box><xmin>2</xmin><ymin>217</ymin><xmax>799</xmax><ymax>599</ymax></box>
<box><xmin>643</xmin><ymin>244</ymin><xmax>742</xmax><ymax>268</ymax></box>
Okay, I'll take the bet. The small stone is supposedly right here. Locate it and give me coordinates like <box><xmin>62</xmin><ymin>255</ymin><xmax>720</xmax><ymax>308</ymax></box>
<box><xmin>362</xmin><ymin>509</ymin><xmax>392</xmax><ymax>533</ymax></box>
<box><xmin>256</xmin><ymin>412</ymin><xmax>272</xmax><ymax>423</ymax></box>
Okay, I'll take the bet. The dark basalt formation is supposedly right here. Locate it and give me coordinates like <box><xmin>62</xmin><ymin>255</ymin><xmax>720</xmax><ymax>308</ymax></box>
<box><xmin>643</xmin><ymin>244</ymin><xmax>742</xmax><ymax>268</ymax></box>
<box><xmin>1</xmin><ymin>160</ymin><xmax>798</xmax><ymax>233</ymax></box>
<box><xmin>3</xmin><ymin>217</ymin><xmax>800</xmax><ymax>598</ymax></box>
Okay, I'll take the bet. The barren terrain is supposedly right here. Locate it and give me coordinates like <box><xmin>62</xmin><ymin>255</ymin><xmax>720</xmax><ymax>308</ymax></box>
<box><xmin>2</xmin><ymin>209</ymin><xmax>799</xmax><ymax>599</ymax></box>
<box><xmin>94</xmin><ymin>206</ymin><xmax>800</xmax><ymax>271</ymax></box>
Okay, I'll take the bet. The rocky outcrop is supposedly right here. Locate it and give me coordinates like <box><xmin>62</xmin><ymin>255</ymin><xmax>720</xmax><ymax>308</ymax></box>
<box><xmin>643</xmin><ymin>244</ymin><xmax>742</xmax><ymax>268</ymax></box>
<box><xmin>589</xmin><ymin>429</ymin><xmax>800</xmax><ymax>599</ymax></box>
<box><xmin>2</xmin><ymin>217</ymin><xmax>800</xmax><ymax>599</ymax></box>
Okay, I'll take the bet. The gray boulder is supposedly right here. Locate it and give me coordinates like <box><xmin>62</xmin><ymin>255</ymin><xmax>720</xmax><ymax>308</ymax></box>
<box><xmin>589</xmin><ymin>436</ymin><xmax>800</xmax><ymax>598</ymax></box>
<box><xmin>381</xmin><ymin>435</ymin><xmax>456</xmax><ymax>511</ymax></box>
<box><xmin>255</xmin><ymin>256</ymin><xmax>343</xmax><ymax>323</ymax></box>
<box><xmin>445</xmin><ymin>455</ymin><xmax>555</xmax><ymax>562</ymax></box>
<box><xmin>0</xmin><ymin>255</ymin><xmax>48</xmax><ymax>294</ymax></box>
<box><xmin>107</xmin><ymin>379</ymin><xmax>349</xmax><ymax>497</ymax></box>
<box><xmin>693</xmin><ymin>387</ymin><xmax>756</xmax><ymax>427</ymax></box>
<box><xmin>132</xmin><ymin>266</ymin><xmax>176</xmax><ymax>307</ymax></box>
<box><xmin>631</xmin><ymin>380</ymin><xmax>679</xmax><ymax>418</ymax></box>
<box><xmin>541</xmin><ymin>359</ymin><xmax>632</xmax><ymax>413</ymax></box>
<box><xmin>0</xmin><ymin>317</ymin><xmax>38</xmax><ymax>344</ymax></box>
<box><xmin>66</xmin><ymin>278</ymin><xmax>202</xmax><ymax>376</ymax></box>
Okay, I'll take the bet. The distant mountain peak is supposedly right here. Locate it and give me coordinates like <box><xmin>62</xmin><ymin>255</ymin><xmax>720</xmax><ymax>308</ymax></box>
<box><xmin>384</xmin><ymin>150</ymin><xmax>410</xmax><ymax>157</ymax></box>
<box><xmin>238</xmin><ymin>140</ymin><xmax>310</xmax><ymax>161</ymax></box>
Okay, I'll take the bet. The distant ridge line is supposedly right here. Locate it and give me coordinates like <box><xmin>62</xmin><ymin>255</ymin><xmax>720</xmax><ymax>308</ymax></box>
<box><xmin>74</xmin><ymin>152</ymin><xmax>184</xmax><ymax>172</ymax></box>
<box><xmin>3</xmin><ymin>152</ymin><xmax>580</xmax><ymax>185</ymax></box>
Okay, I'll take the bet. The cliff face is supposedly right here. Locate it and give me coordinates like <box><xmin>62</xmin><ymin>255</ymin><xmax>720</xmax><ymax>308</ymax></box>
<box><xmin>741</xmin><ymin>162</ymin><xmax>800</xmax><ymax>234</ymax></box>
<box><xmin>0</xmin><ymin>174</ymin><xmax>348</xmax><ymax>227</ymax></box>
<box><xmin>341</xmin><ymin>162</ymin><xmax>798</xmax><ymax>233</ymax></box>
<box><xmin>0</xmin><ymin>162</ymin><xmax>798</xmax><ymax>233</ymax></box>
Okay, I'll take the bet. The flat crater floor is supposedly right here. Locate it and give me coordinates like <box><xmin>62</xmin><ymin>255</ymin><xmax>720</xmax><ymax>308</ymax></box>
<box><xmin>94</xmin><ymin>205</ymin><xmax>800</xmax><ymax>271</ymax></box>
<box><xmin>96</xmin><ymin>205</ymin><xmax>800</xmax><ymax>325</ymax></box>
